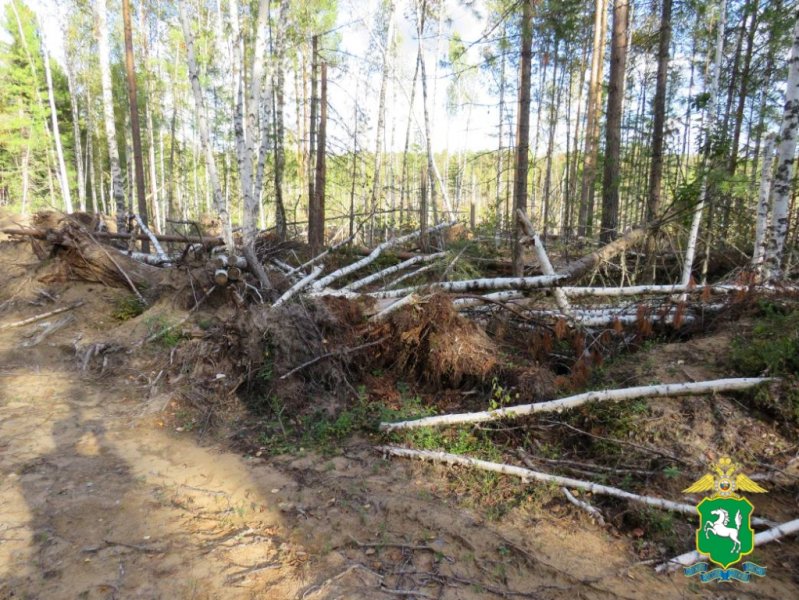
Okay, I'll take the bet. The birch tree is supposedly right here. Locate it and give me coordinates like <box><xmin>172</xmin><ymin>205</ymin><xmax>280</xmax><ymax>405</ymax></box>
<box><xmin>763</xmin><ymin>10</ymin><xmax>799</xmax><ymax>280</ymax></box>
<box><xmin>41</xmin><ymin>39</ymin><xmax>71</xmax><ymax>213</ymax></box>
<box><xmin>95</xmin><ymin>0</ymin><xmax>126</xmax><ymax>231</ymax></box>
<box><xmin>177</xmin><ymin>2</ymin><xmax>234</xmax><ymax>251</ymax></box>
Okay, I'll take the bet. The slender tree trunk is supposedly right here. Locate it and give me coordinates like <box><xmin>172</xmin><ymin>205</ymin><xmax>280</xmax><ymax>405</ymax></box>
<box><xmin>646</xmin><ymin>0</ymin><xmax>672</xmax><ymax>225</ymax></box>
<box><xmin>542</xmin><ymin>39</ymin><xmax>561</xmax><ymax>241</ymax></box>
<box><xmin>177</xmin><ymin>2</ymin><xmax>233</xmax><ymax>250</ymax></box>
<box><xmin>511</xmin><ymin>0</ymin><xmax>533</xmax><ymax>276</ymax></box>
<box><xmin>578</xmin><ymin>0</ymin><xmax>608</xmax><ymax>238</ymax></box>
<box><xmin>495</xmin><ymin>28</ymin><xmax>507</xmax><ymax>246</ymax></box>
<box><xmin>271</xmin><ymin>1</ymin><xmax>290</xmax><ymax>240</ymax></box>
<box><xmin>753</xmin><ymin>134</ymin><xmax>776</xmax><ymax>268</ymax></box>
<box><xmin>310</xmin><ymin>61</ymin><xmax>328</xmax><ymax>253</ymax></box>
<box><xmin>21</xmin><ymin>143</ymin><xmax>31</xmax><ymax>216</ymax></box>
<box><xmin>729</xmin><ymin>0</ymin><xmax>759</xmax><ymax>176</ymax></box>
<box><xmin>308</xmin><ymin>35</ymin><xmax>318</xmax><ymax>220</ymax></box>
<box><xmin>65</xmin><ymin>64</ymin><xmax>86</xmax><ymax>211</ymax></box>
<box><xmin>121</xmin><ymin>0</ymin><xmax>148</xmax><ymax>250</ymax></box>
<box><xmin>42</xmin><ymin>44</ymin><xmax>72</xmax><ymax>213</ymax></box>
<box><xmin>400</xmin><ymin>51</ymin><xmax>421</xmax><ymax>230</ymax></box>
<box><xmin>95</xmin><ymin>0</ymin><xmax>126</xmax><ymax>230</ymax></box>
<box><xmin>369</xmin><ymin>1</ymin><xmax>396</xmax><ymax>245</ymax></box>
<box><xmin>682</xmin><ymin>0</ymin><xmax>727</xmax><ymax>287</ymax></box>
<box><xmin>764</xmin><ymin>11</ymin><xmax>799</xmax><ymax>279</ymax></box>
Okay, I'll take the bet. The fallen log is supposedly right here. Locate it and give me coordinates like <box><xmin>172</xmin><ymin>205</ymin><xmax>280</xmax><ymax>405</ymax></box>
<box><xmin>0</xmin><ymin>301</ymin><xmax>84</xmax><ymax>330</ymax></box>
<box><xmin>517</xmin><ymin>209</ymin><xmax>572</xmax><ymax>316</ymax></box>
<box><xmin>560</xmin><ymin>227</ymin><xmax>647</xmax><ymax>281</ymax></box>
<box><xmin>344</xmin><ymin>252</ymin><xmax>445</xmax><ymax>292</ymax></box>
<box><xmin>310</xmin><ymin>221</ymin><xmax>456</xmax><ymax>292</ymax></box>
<box><xmin>379</xmin><ymin>378</ymin><xmax>775</xmax><ymax>432</ymax></box>
<box><xmin>377</xmin><ymin>446</ymin><xmax>775</xmax><ymax>526</ymax></box>
<box><xmin>273</xmin><ymin>265</ymin><xmax>324</xmax><ymax>308</ymax></box>
<box><xmin>656</xmin><ymin>517</ymin><xmax>799</xmax><ymax>573</ymax></box>
<box><xmin>369</xmin><ymin>274</ymin><xmax>564</xmax><ymax>299</ymax></box>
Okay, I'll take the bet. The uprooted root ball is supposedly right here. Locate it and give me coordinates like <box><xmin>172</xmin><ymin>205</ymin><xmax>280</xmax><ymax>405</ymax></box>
<box><xmin>375</xmin><ymin>294</ymin><xmax>498</xmax><ymax>387</ymax></box>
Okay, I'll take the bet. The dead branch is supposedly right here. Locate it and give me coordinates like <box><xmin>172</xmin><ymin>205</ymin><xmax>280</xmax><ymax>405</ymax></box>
<box><xmin>562</xmin><ymin>487</ymin><xmax>606</xmax><ymax>526</ymax></box>
<box><xmin>378</xmin><ymin>446</ymin><xmax>774</xmax><ymax>526</ymax></box>
<box><xmin>380</xmin><ymin>378</ymin><xmax>774</xmax><ymax>432</ymax></box>
<box><xmin>0</xmin><ymin>301</ymin><xmax>84</xmax><ymax>330</ymax></box>
<box><xmin>22</xmin><ymin>314</ymin><xmax>75</xmax><ymax>347</ymax></box>
<box><xmin>278</xmin><ymin>336</ymin><xmax>388</xmax><ymax>380</ymax></box>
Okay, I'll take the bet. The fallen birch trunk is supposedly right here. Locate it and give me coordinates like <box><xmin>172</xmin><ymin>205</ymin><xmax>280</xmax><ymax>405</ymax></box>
<box><xmin>369</xmin><ymin>274</ymin><xmax>564</xmax><ymax>299</ymax></box>
<box><xmin>273</xmin><ymin>265</ymin><xmax>324</xmax><ymax>308</ymax></box>
<box><xmin>124</xmin><ymin>250</ymin><xmax>178</xmax><ymax>266</ymax></box>
<box><xmin>656</xmin><ymin>517</ymin><xmax>799</xmax><ymax>573</ymax></box>
<box><xmin>517</xmin><ymin>209</ymin><xmax>572</xmax><ymax>316</ymax></box>
<box><xmin>309</xmin><ymin>221</ymin><xmax>455</xmax><ymax>292</ymax></box>
<box><xmin>0</xmin><ymin>301</ymin><xmax>85</xmax><ymax>330</ymax></box>
<box><xmin>213</xmin><ymin>255</ymin><xmax>248</xmax><ymax>269</ymax></box>
<box><xmin>1</xmin><ymin>226</ymin><xmax>225</xmax><ymax>247</ymax></box>
<box><xmin>133</xmin><ymin>214</ymin><xmax>168</xmax><ymax>261</ymax></box>
<box><xmin>370</xmin><ymin>292</ymin><xmax>421</xmax><ymax>322</ymax></box>
<box><xmin>377</xmin><ymin>446</ymin><xmax>775</xmax><ymax>526</ymax></box>
<box><xmin>344</xmin><ymin>252</ymin><xmax>445</xmax><ymax>292</ymax></box>
<box><xmin>379</xmin><ymin>378</ymin><xmax>774</xmax><ymax>432</ymax></box>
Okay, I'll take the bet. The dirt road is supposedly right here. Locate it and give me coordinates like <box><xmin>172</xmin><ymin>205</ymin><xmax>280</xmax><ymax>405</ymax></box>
<box><xmin>0</xmin><ymin>260</ymin><xmax>796</xmax><ymax>598</ymax></box>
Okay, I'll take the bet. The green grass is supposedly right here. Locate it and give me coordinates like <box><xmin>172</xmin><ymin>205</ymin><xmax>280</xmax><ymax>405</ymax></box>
<box><xmin>111</xmin><ymin>295</ymin><xmax>146</xmax><ymax>321</ymax></box>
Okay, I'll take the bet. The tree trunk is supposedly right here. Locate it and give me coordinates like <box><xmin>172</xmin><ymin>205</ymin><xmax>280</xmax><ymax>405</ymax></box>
<box><xmin>177</xmin><ymin>3</ymin><xmax>234</xmax><ymax>250</ymax></box>
<box><xmin>95</xmin><ymin>0</ymin><xmax>126</xmax><ymax>231</ymax></box>
<box><xmin>753</xmin><ymin>134</ymin><xmax>776</xmax><ymax>268</ymax></box>
<box><xmin>511</xmin><ymin>0</ymin><xmax>533</xmax><ymax>276</ymax></box>
<box><xmin>578</xmin><ymin>0</ymin><xmax>608</xmax><ymax>237</ymax></box>
<box><xmin>310</xmin><ymin>62</ymin><xmax>327</xmax><ymax>253</ymax></box>
<box><xmin>65</xmin><ymin>63</ymin><xmax>86</xmax><ymax>212</ymax></box>
<box><xmin>646</xmin><ymin>0</ymin><xmax>672</xmax><ymax>224</ymax></box>
<box><xmin>121</xmin><ymin>0</ymin><xmax>149</xmax><ymax>251</ymax></box>
<box><xmin>681</xmin><ymin>0</ymin><xmax>727</xmax><ymax>287</ymax></box>
<box><xmin>271</xmin><ymin>1</ymin><xmax>290</xmax><ymax>240</ymax></box>
<box><xmin>764</xmin><ymin>10</ymin><xmax>799</xmax><ymax>280</ymax></box>
<box><xmin>369</xmin><ymin>1</ymin><xmax>396</xmax><ymax>246</ymax></box>
<box><xmin>308</xmin><ymin>35</ymin><xmax>318</xmax><ymax>222</ymax></box>
<box><xmin>599</xmin><ymin>0</ymin><xmax>630</xmax><ymax>243</ymax></box>
<box><xmin>42</xmin><ymin>43</ymin><xmax>72</xmax><ymax>213</ymax></box>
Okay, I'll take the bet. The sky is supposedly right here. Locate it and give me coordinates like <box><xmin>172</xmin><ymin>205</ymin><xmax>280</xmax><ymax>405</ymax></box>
<box><xmin>2</xmin><ymin>0</ymin><xmax>507</xmax><ymax>154</ymax></box>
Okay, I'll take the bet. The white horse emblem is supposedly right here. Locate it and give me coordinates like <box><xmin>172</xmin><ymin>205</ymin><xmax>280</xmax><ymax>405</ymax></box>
<box><xmin>704</xmin><ymin>508</ymin><xmax>742</xmax><ymax>553</ymax></box>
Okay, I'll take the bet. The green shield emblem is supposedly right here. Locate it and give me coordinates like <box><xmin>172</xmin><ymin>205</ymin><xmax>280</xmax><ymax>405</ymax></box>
<box><xmin>696</xmin><ymin>497</ymin><xmax>755</xmax><ymax>569</ymax></box>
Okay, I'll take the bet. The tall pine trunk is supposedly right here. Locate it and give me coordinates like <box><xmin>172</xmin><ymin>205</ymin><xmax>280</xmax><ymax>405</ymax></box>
<box><xmin>646</xmin><ymin>0</ymin><xmax>672</xmax><ymax>225</ymax></box>
<box><xmin>511</xmin><ymin>0</ymin><xmax>533</xmax><ymax>276</ymax></box>
<box><xmin>310</xmin><ymin>61</ymin><xmax>327</xmax><ymax>254</ymax></box>
<box><xmin>578</xmin><ymin>0</ymin><xmax>608</xmax><ymax>238</ymax></box>
<box><xmin>599</xmin><ymin>0</ymin><xmax>630</xmax><ymax>243</ymax></box>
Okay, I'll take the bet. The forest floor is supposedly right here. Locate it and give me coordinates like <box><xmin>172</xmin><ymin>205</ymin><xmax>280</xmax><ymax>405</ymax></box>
<box><xmin>0</xmin><ymin>229</ymin><xmax>797</xmax><ymax>599</ymax></box>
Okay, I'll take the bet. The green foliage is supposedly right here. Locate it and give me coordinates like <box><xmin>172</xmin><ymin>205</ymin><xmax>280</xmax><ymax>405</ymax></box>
<box><xmin>145</xmin><ymin>316</ymin><xmax>185</xmax><ymax>348</ymax></box>
<box><xmin>111</xmin><ymin>295</ymin><xmax>146</xmax><ymax>321</ymax></box>
<box><xmin>729</xmin><ymin>304</ymin><xmax>799</xmax><ymax>377</ymax></box>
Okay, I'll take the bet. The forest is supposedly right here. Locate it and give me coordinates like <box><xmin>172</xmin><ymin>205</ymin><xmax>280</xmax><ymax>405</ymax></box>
<box><xmin>0</xmin><ymin>0</ymin><xmax>798</xmax><ymax>598</ymax></box>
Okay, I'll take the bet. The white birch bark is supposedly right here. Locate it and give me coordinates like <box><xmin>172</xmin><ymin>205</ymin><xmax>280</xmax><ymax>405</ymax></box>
<box><xmin>682</xmin><ymin>0</ymin><xmax>726</xmax><ymax>287</ymax></box>
<box><xmin>369</xmin><ymin>274</ymin><xmax>563</xmax><ymax>299</ymax></box>
<box><xmin>64</xmin><ymin>63</ymin><xmax>85</xmax><ymax>211</ymax></box>
<box><xmin>452</xmin><ymin>290</ymin><xmax>526</xmax><ymax>308</ymax></box>
<box><xmin>273</xmin><ymin>265</ymin><xmax>325</xmax><ymax>308</ymax></box>
<box><xmin>753</xmin><ymin>134</ymin><xmax>776</xmax><ymax>268</ymax></box>
<box><xmin>380</xmin><ymin>378</ymin><xmax>774</xmax><ymax>431</ymax></box>
<box><xmin>518</xmin><ymin>209</ymin><xmax>571</xmax><ymax>315</ymax></box>
<box><xmin>310</xmin><ymin>221</ymin><xmax>455</xmax><ymax>292</ymax></box>
<box><xmin>764</xmin><ymin>11</ymin><xmax>799</xmax><ymax>280</ymax></box>
<box><xmin>378</xmin><ymin>447</ymin><xmax>775</xmax><ymax>527</ymax></box>
<box><xmin>344</xmin><ymin>252</ymin><xmax>445</xmax><ymax>292</ymax></box>
<box><xmin>42</xmin><ymin>43</ymin><xmax>72</xmax><ymax>213</ymax></box>
<box><xmin>177</xmin><ymin>3</ymin><xmax>234</xmax><ymax>252</ymax></box>
<box><xmin>369</xmin><ymin>1</ymin><xmax>396</xmax><ymax>244</ymax></box>
<box><xmin>95</xmin><ymin>0</ymin><xmax>126</xmax><ymax>230</ymax></box>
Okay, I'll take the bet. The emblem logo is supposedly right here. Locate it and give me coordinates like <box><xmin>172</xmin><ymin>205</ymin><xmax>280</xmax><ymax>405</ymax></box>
<box><xmin>682</xmin><ymin>457</ymin><xmax>768</xmax><ymax>582</ymax></box>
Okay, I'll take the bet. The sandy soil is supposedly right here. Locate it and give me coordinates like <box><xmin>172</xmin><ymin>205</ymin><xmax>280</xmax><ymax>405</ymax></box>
<box><xmin>0</xmin><ymin>234</ymin><xmax>797</xmax><ymax>599</ymax></box>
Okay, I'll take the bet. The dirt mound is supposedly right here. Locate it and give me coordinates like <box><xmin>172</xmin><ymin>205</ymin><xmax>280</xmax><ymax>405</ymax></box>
<box><xmin>376</xmin><ymin>294</ymin><xmax>498</xmax><ymax>387</ymax></box>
